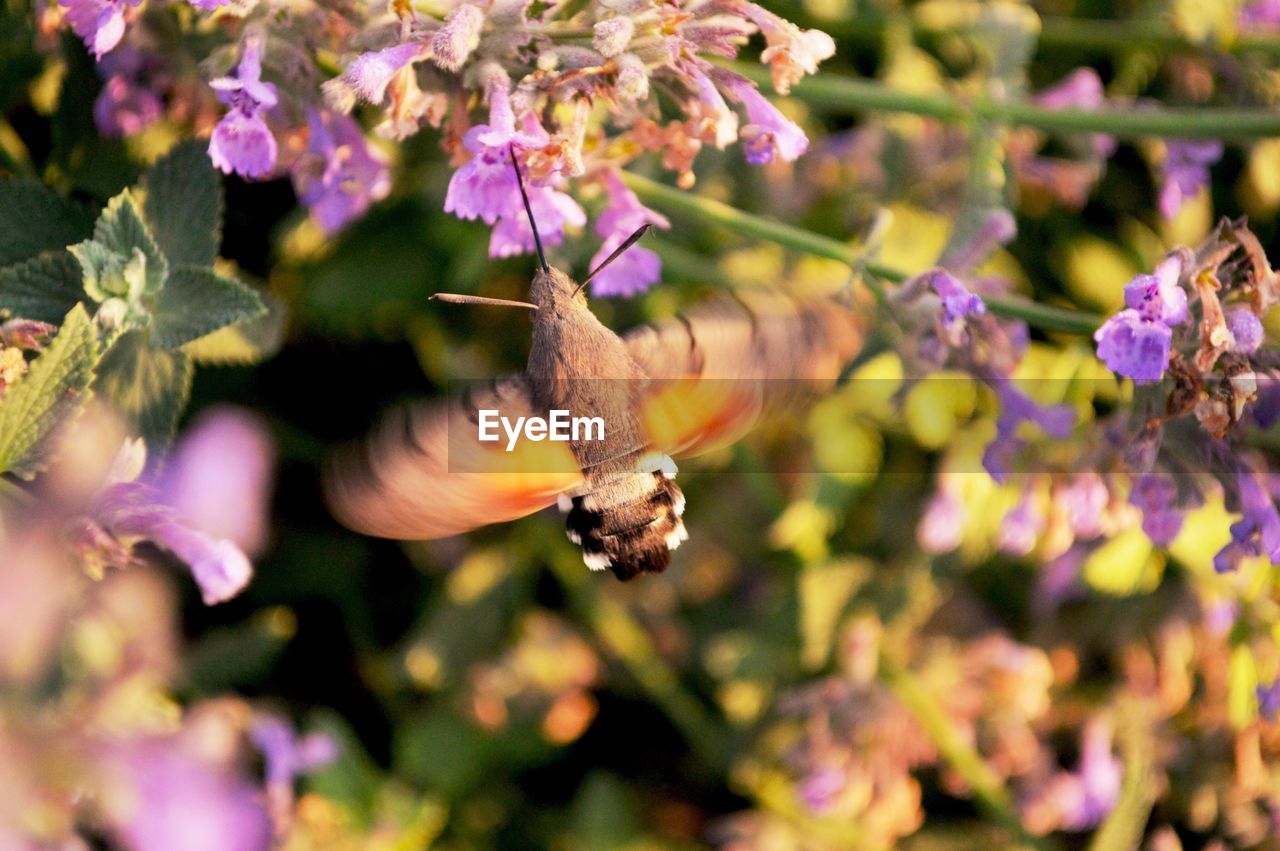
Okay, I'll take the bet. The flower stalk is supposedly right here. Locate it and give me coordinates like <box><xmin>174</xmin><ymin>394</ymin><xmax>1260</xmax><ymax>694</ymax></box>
<box><xmin>623</xmin><ymin>173</ymin><xmax>1103</xmax><ymax>335</ymax></box>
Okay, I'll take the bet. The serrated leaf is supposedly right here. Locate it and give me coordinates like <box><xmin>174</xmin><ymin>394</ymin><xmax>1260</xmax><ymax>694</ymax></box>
<box><xmin>0</xmin><ymin>252</ymin><xmax>87</xmax><ymax>324</ymax></box>
<box><xmin>94</xmin><ymin>330</ymin><xmax>193</xmax><ymax>451</ymax></box>
<box><xmin>142</xmin><ymin>140</ymin><xmax>223</xmax><ymax>268</ymax></box>
<box><xmin>183</xmin><ymin>291</ymin><xmax>287</xmax><ymax>365</ymax></box>
<box><xmin>0</xmin><ymin>303</ymin><xmax>99</xmax><ymax>479</ymax></box>
<box><xmin>92</xmin><ymin>191</ymin><xmax>167</xmax><ymax>296</ymax></box>
<box><xmin>0</xmin><ymin>179</ymin><xmax>96</xmax><ymax>266</ymax></box>
<box><xmin>152</xmin><ymin>266</ymin><xmax>266</xmax><ymax>350</ymax></box>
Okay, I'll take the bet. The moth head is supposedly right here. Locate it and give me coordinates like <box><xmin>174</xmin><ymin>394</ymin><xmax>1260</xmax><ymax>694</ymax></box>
<box><xmin>530</xmin><ymin>265</ymin><xmax>582</xmax><ymax>309</ymax></box>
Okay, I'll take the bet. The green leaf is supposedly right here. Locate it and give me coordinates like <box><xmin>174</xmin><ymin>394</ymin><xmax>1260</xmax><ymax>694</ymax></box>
<box><xmin>93</xmin><ymin>330</ymin><xmax>193</xmax><ymax>451</ymax></box>
<box><xmin>0</xmin><ymin>252</ymin><xmax>87</xmax><ymax>325</ymax></box>
<box><xmin>182</xmin><ymin>291</ymin><xmax>287</xmax><ymax>365</ymax></box>
<box><xmin>90</xmin><ymin>190</ymin><xmax>168</xmax><ymax>296</ymax></box>
<box><xmin>0</xmin><ymin>179</ymin><xmax>96</xmax><ymax>266</ymax></box>
<box><xmin>0</xmin><ymin>303</ymin><xmax>99</xmax><ymax>479</ymax></box>
<box><xmin>152</xmin><ymin>266</ymin><xmax>266</xmax><ymax>350</ymax></box>
<box><xmin>141</xmin><ymin>140</ymin><xmax>223</xmax><ymax>268</ymax></box>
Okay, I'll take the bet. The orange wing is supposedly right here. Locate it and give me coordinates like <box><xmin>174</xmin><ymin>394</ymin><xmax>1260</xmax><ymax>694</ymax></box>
<box><xmin>324</xmin><ymin>378</ymin><xmax>583</xmax><ymax>540</ymax></box>
<box><xmin>626</xmin><ymin>289</ymin><xmax>865</xmax><ymax>457</ymax></box>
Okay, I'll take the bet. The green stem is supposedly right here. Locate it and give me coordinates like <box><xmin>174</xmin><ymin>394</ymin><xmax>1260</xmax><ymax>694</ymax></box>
<box><xmin>880</xmin><ymin>658</ymin><xmax>1060</xmax><ymax>851</ymax></box>
<box><xmin>623</xmin><ymin>173</ymin><xmax>1103</xmax><ymax>335</ymax></box>
<box><xmin>722</xmin><ymin>61</ymin><xmax>1280</xmax><ymax>140</ymax></box>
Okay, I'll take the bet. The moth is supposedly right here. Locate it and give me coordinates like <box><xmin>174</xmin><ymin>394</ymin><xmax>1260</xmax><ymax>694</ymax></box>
<box><xmin>324</xmin><ymin>157</ymin><xmax>864</xmax><ymax>580</ymax></box>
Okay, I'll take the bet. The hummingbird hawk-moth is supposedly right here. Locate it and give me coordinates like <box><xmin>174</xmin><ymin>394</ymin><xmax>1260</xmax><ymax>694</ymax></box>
<box><xmin>323</xmin><ymin>158</ymin><xmax>865</xmax><ymax>580</ymax></box>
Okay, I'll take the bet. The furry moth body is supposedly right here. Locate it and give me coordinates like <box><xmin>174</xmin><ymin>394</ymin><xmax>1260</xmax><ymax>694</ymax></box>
<box><xmin>324</xmin><ymin>149</ymin><xmax>862</xmax><ymax>579</ymax></box>
<box><xmin>323</xmin><ymin>262</ymin><xmax>864</xmax><ymax>580</ymax></box>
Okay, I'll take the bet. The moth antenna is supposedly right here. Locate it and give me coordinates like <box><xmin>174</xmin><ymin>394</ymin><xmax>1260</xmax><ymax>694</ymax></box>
<box><xmin>431</xmin><ymin>293</ymin><xmax>538</xmax><ymax>310</ymax></box>
<box><xmin>573</xmin><ymin>224</ymin><xmax>653</xmax><ymax>298</ymax></box>
<box><xmin>509</xmin><ymin>146</ymin><xmax>548</xmax><ymax>273</ymax></box>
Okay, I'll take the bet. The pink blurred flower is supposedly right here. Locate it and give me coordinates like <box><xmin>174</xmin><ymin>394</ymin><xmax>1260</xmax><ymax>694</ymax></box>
<box><xmin>156</xmin><ymin>407</ymin><xmax>275</xmax><ymax>557</ymax></box>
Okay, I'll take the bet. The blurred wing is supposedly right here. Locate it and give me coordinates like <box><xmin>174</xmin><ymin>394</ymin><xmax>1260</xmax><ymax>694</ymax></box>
<box><xmin>324</xmin><ymin>377</ymin><xmax>584</xmax><ymax>540</ymax></box>
<box><xmin>625</xmin><ymin>290</ymin><xmax>864</xmax><ymax>456</ymax></box>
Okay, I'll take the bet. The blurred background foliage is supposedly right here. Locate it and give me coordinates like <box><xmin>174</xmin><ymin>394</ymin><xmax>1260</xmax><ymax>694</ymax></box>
<box><xmin>9</xmin><ymin>0</ymin><xmax>1280</xmax><ymax>847</ymax></box>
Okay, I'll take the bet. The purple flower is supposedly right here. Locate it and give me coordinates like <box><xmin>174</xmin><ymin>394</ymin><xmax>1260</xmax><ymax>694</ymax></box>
<box><xmin>326</xmin><ymin>43</ymin><xmax>425</xmax><ymax>109</ymax></box>
<box><xmin>1058</xmin><ymin>718</ymin><xmax>1123</xmax><ymax>831</ymax></box>
<box><xmin>929</xmin><ymin>269</ymin><xmax>986</xmax><ymax>328</ymax></box>
<box><xmin>95</xmin><ymin>482</ymin><xmax>255</xmax><ymax>604</ymax></box>
<box><xmin>430</xmin><ymin>4</ymin><xmax>485</xmax><ymax>72</ymax></box>
<box><xmin>686</xmin><ymin>66</ymin><xmax>738</xmax><ymax>148</ymax></box>
<box><xmin>798</xmin><ymin>765</ymin><xmax>846</xmax><ymax>812</ymax></box>
<box><xmin>1094</xmin><ymin>310</ymin><xmax>1173</xmax><ymax>384</ymax></box>
<box><xmin>1259</xmin><ymin>679</ymin><xmax>1280</xmax><ymax>718</ymax></box>
<box><xmin>293</xmin><ymin>110</ymin><xmax>392</xmax><ymax>234</ymax></box>
<box><xmin>100</xmin><ymin>738</ymin><xmax>272</xmax><ymax>851</ymax></box>
<box><xmin>1123</xmin><ymin>255</ymin><xmax>1187</xmax><ymax>325</ymax></box>
<box><xmin>156</xmin><ymin>406</ymin><xmax>275</xmax><ymax>556</ymax></box>
<box><xmin>208</xmin><ymin>36</ymin><xmax>279</xmax><ymax>178</ymax></box>
<box><xmin>1214</xmin><ymin>469</ymin><xmax>1280</xmax><ymax>572</ymax></box>
<box><xmin>94</xmin><ymin>75</ymin><xmax>162</xmax><ymax>137</ymax></box>
<box><xmin>1158</xmin><ymin>139</ymin><xmax>1223</xmax><ymax>220</ymax></box>
<box><xmin>998</xmin><ymin>495</ymin><xmax>1042</xmax><ymax>556</ymax></box>
<box><xmin>61</xmin><ymin>0</ymin><xmax>140</xmax><ymax>58</ymax></box>
<box><xmin>444</xmin><ymin>74</ymin><xmax>547</xmax><ymax>226</ymax></box>
<box><xmin>489</xmin><ymin>185</ymin><xmax>585</xmax><ymax>258</ymax></box>
<box><xmin>1227</xmin><ymin>306</ymin><xmax>1265</xmax><ymax>354</ymax></box>
<box><xmin>1130</xmin><ymin>473</ymin><xmax>1184</xmax><ymax>546</ymax></box>
<box><xmin>721</xmin><ymin>76</ymin><xmax>809</xmax><ymax>165</ymax></box>
<box><xmin>588</xmin><ymin>170</ymin><xmax>670</xmax><ymax>297</ymax></box>
<box><xmin>187</xmin><ymin>0</ymin><xmax>231</xmax><ymax>8</ymax></box>
<box><xmin>983</xmin><ymin>380</ymin><xmax>1074</xmax><ymax>483</ymax></box>
<box><xmin>250</xmin><ymin>716</ymin><xmax>338</xmax><ymax>788</ymax></box>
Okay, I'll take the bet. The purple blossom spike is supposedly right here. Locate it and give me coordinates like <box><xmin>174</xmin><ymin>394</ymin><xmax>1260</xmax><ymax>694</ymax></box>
<box><xmin>489</xmin><ymin>185</ymin><xmax>585</xmax><ymax>258</ymax></box>
<box><xmin>61</xmin><ymin>0</ymin><xmax>141</xmax><ymax>58</ymax></box>
<box><xmin>1214</xmin><ymin>469</ymin><xmax>1280</xmax><ymax>572</ymax></box>
<box><xmin>588</xmin><ymin>170</ymin><xmax>670</xmax><ymax>297</ymax></box>
<box><xmin>293</xmin><ymin>110</ymin><xmax>392</xmax><ymax>234</ymax></box>
<box><xmin>208</xmin><ymin>35</ymin><xmax>279</xmax><ymax>178</ymax></box>
<box><xmin>326</xmin><ymin>43</ymin><xmax>425</xmax><ymax>109</ymax></box>
<box><xmin>431</xmin><ymin>4</ymin><xmax>485</xmax><ymax>72</ymax></box>
<box><xmin>1123</xmin><ymin>255</ymin><xmax>1187</xmax><ymax>325</ymax></box>
<box><xmin>1227</xmin><ymin>306</ymin><xmax>1265</xmax><ymax>354</ymax></box>
<box><xmin>250</xmin><ymin>716</ymin><xmax>338</xmax><ymax>788</ymax></box>
<box><xmin>592</xmin><ymin>18</ymin><xmax>635</xmax><ymax>58</ymax></box>
<box><xmin>1130</xmin><ymin>473</ymin><xmax>1183</xmax><ymax>546</ymax></box>
<box><xmin>1158</xmin><ymin>139</ymin><xmax>1223</xmax><ymax>220</ymax></box>
<box><xmin>721</xmin><ymin>76</ymin><xmax>809</xmax><ymax>165</ymax></box>
<box><xmin>94</xmin><ymin>49</ymin><xmax>163</xmax><ymax>137</ymax></box>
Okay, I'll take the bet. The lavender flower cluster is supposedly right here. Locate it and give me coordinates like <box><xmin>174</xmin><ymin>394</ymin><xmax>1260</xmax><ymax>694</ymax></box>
<box><xmin>0</xmin><ymin>406</ymin><xmax>333</xmax><ymax>849</ymax></box>
<box><xmin>52</xmin><ymin>0</ymin><xmax>833</xmax><ymax>295</ymax></box>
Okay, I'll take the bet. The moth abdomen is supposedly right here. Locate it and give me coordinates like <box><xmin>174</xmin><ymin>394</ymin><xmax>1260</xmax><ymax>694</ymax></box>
<box><xmin>563</xmin><ymin>467</ymin><xmax>687</xmax><ymax>581</ymax></box>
